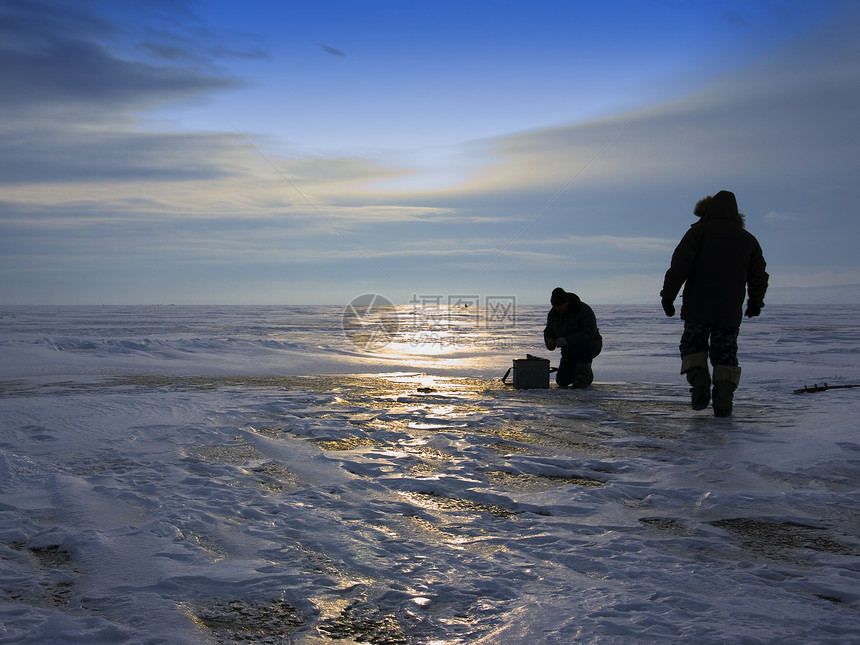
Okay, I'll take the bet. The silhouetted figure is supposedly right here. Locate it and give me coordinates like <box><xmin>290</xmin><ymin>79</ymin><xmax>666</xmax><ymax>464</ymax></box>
<box><xmin>544</xmin><ymin>287</ymin><xmax>603</xmax><ymax>388</ymax></box>
<box><xmin>661</xmin><ymin>190</ymin><xmax>768</xmax><ymax>416</ymax></box>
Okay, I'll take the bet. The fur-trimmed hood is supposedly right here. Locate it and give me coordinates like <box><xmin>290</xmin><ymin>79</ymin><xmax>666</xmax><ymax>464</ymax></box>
<box><xmin>703</xmin><ymin>190</ymin><xmax>744</xmax><ymax>227</ymax></box>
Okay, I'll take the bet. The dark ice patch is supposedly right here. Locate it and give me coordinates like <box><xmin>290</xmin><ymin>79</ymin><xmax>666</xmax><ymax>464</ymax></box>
<box><xmin>712</xmin><ymin>518</ymin><xmax>856</xmax><ymax>559</ymax></box>
<box><xmin>192</xmin><ymin>598</ymin><xmax>304</xmax><ymax>642</ymax></box>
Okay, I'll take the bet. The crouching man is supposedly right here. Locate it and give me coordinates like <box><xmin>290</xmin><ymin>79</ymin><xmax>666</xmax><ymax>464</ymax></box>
<box><xmin>544</xmin><ymin>287</ymin><xmax>603</xmax><ymax>389</ymax></box>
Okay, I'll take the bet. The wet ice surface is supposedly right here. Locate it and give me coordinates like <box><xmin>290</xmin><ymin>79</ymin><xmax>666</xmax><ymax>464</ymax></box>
<box><xmin>0</xmin><ymin>305</ymin><xmax>858</xmax><ymax>644</ymax></box>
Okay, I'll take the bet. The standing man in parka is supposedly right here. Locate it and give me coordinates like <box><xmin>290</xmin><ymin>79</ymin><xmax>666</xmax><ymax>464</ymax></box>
<box><xmin>544</xmin><ymin>287</ymin><xmax>603</xmax><ymax>388</ymax></box>
<box><xmin>660</xmin><ymin>190</ymin><xmax>769</xmax><ymax>417</ymax></box>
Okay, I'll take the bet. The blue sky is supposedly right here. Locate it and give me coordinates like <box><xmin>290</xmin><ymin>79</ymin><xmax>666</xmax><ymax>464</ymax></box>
<box><xmin>1</xmin><ymin>0</ymin><xmax>859</xmax><ymax>305</ymax></box>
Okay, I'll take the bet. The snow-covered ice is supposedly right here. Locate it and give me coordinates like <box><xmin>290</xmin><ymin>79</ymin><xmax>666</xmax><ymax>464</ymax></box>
<box><xmin>1</xmin><ymin>304</ymin><xmax>858</xmax><ymax>644</ymax></box>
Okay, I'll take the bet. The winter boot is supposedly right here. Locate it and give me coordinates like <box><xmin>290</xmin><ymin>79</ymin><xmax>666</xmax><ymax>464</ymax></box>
<box><xmin>681</xmin><ymin>351</ymin><xmax>711</xmax><ymax>410</ymax></box>
<box><xmin>572</xmin><ymin>363</ymin><xmax>594</xmax><ymax>389</ymax></box>
<box><xmin>712</xmin><ymin>365</ymin><xmax>741</xmax><ymax>417</ymax></box>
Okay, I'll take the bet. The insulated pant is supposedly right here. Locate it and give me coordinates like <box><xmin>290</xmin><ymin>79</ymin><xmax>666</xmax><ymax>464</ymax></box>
<box><xmin>557</xmin><ymin>338</ymin><xmax>602</xmax><ymax>387</ymax></box>
<box><xmin>679</xmin><ymin>322</ymin><xmax>740</xmax><ymax>366</ymax></box>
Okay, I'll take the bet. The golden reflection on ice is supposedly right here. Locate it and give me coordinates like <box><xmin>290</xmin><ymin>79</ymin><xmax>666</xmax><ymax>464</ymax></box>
<box><xmin>373</xmin><ymin>337</ymin><xmax>470</xmax><ymax>371</ymax></box>
<box><xmin>376</xmin><ymin>372</ymin><xmax>479</xmax><ymax>394</ymax></box>
<box><xmin>343</xmin><ymin>300</ymin><xmax>519</xmax><ymax>375</ymax></box>
<box><xmin>363</xmin><ymin>303</ymin><xmax>492</xmax><ymax>369</ymax></box>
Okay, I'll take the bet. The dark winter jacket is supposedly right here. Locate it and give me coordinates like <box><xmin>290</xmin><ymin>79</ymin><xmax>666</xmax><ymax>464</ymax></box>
<box><xmin>543</xmin><ymin>292</ymin><xmax>602</xmax><ymax>356</ymax></box>
<box><xmin>661</xmin><ymin>190</ymin><xmax>769</xmax><ymax>327</ymax></box>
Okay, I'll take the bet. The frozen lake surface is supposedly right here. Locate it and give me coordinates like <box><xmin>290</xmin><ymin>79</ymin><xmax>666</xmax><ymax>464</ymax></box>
<box><xmin>1</xmin><ymin>304</ymin><xmax>858</xmax><ymax>644</ymax></box>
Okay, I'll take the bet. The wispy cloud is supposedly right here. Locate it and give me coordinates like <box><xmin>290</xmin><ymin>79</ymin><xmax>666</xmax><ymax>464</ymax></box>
<box><xmin>1</xmin><ymin>28</ymin><xmax>235</xmax><ymax>127</ymax></box>
<box><xmin>764</xmin><ymin>211</ymin><xmax>799</xmax><ymax>223</ymax></box>
<box><xmin>771</xmin><ymin>269</ymin><xmax>860</xmax><ymax>290</ymax></box>
<box><xmin>551</xmin><ymin>234</ymin><xmax>675</xmax><ymax>253</ymax></box>
<box><xmin>319</xmin><ymin>43</ymin><xmax>346</xmax><ymax>57</ymax></box>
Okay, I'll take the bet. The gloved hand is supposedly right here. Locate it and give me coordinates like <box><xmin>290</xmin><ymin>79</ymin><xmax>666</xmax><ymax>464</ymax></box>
<box><xmin>545</xmin><ymin>337</ymin><xmax>556</xmax><ymax>351</ymax></box>
<box><xmin>661</xmin><ymin>297</ymin><xmax>675</xmax><ymax>317</ymax></box>
<box><xmin>555</xmin><ymin>337</ymin><xmax>568</xmax><ymax>348</ymax></box>
<box><xmin>745</xmin><ymin>303</ymin><xmax>762</xmax><ymax>318</ymax></box>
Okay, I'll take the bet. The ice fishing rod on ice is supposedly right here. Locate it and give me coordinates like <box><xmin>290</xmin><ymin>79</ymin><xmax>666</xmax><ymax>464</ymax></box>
<box><xmin>793</xmin><ymin>383</ymin><xmax>860</xmax><ymax>394</ymax></box>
